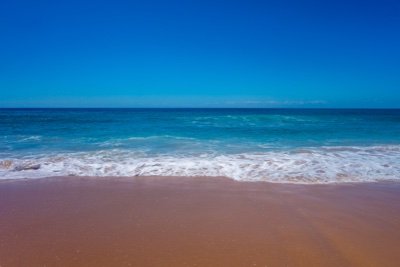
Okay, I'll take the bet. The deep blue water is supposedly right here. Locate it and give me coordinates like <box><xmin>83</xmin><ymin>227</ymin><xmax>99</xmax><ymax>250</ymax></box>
<box><xmin>1</xmin><ymin>108</ymin><xmax>400</xmax><ymax>183</ymax></box>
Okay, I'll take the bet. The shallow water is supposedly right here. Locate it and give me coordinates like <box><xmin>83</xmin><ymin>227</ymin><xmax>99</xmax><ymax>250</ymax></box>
<box><xmin>1</xmin><ymin>108</ymin><xmax>400</xmax><ymax>183</ymax></box>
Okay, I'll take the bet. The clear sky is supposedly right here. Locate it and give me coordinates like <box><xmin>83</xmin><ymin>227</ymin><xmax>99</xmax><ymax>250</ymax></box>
<box><xmin>1</xmin><ymin>0</ymin><xmax>399</xmax><ymax>108</ymax></box>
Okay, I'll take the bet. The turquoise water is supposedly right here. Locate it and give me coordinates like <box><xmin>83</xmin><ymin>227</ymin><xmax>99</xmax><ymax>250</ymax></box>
<box><xmin>1</xmin><ymin>108</ymin><xmax>400</xmax><ymax>183</ymax></box>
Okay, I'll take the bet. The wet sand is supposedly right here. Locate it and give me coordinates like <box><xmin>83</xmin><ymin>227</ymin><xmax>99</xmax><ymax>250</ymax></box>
<box><xmin>1</xmin><ymin>176</ymin><xmax>400</xmax><ymax>267</ymax></box>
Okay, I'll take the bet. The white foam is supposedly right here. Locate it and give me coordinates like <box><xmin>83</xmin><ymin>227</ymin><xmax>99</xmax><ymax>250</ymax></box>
<box><xmin>1</xmin><ymin>145</ymin><xmax>400</xmax><ymax>184</ymax></box>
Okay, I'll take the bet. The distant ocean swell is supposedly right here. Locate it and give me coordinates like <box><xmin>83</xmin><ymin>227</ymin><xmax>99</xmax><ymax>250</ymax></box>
<box><xmin>1</xmin><ymin>145</ymin><xmax>400</xmax><ymax>184</ymax></box>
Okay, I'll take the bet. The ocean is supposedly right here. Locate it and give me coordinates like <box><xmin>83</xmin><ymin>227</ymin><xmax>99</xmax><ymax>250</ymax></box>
<box><xmin>1</xmin><ymin>108</ymin><xmax>400</xmax><ymax>183</ymax></box>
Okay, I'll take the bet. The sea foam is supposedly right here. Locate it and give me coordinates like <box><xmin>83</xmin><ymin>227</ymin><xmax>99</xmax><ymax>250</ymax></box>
<box><xmin>1</xmin><ymin>145</ymin><xmax>400</xmax><ymax>184</ymax></box>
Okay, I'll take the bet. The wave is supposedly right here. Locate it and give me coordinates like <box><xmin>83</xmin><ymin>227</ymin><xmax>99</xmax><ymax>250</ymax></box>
<box><xmin>1</xmin><ymin>145</ymin><xmax>400</xmax><ymax>183</ymax></box>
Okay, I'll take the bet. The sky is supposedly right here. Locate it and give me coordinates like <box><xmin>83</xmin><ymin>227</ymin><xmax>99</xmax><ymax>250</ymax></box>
<box><xmin>1</xmin><ymin>0</ymin><xmax>399</xmax><ymax>108</ymax></box>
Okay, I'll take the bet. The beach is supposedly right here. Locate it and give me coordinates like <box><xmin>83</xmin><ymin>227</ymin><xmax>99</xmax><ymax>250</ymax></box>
<box><xmin>1</xmin><ymin>176</ymin><xmax>400</xmax><ymax>267</ymax></box>
<box><xmin>2</xmin><ymin>0</ymin><xmax>400</xmax><ymax>264</ymax></box>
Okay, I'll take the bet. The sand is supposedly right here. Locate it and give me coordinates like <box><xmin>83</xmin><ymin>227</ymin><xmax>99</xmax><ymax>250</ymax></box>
<box><xmin>1</xmin><ymin>176</ymin><xmax>400</xmax><ymax>267</ymax></box>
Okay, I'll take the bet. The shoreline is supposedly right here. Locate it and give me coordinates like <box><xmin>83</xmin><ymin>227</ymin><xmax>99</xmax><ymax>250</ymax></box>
<box><xmin>1</xmin><ymin>176</ymin><xmax>400</xmax><ymax>266</ymax></box>
<box><xmin>1</xmin><ymin>174</ymin><xmax>399</xmax><ymax>185</ymax></box>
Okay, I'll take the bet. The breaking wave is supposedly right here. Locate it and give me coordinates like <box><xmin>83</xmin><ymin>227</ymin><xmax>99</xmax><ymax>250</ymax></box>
<box><xmin>1</xmin><ymin>145</ymin><xmax>400</xmax><ymax>184</ymax></box>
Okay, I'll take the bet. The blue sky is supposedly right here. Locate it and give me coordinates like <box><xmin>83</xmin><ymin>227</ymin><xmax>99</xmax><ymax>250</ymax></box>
<box><xmin>1</xmin><ymin>0</ymin><xmax>399</xmax><ymax>108</ymax></box>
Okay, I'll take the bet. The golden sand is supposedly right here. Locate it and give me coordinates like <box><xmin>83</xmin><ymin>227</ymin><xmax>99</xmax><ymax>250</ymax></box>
<box><xmin>1</xmin><ymin>176</ymin><xmax>400</xmax><ymax>266</ymax></box>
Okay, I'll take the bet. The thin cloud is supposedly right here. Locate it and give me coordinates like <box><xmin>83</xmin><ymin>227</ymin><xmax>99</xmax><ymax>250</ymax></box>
<box><xmin>223</xmin><ymin>99</ymin><xmax>327</xmax><ymax>107</ymax></box>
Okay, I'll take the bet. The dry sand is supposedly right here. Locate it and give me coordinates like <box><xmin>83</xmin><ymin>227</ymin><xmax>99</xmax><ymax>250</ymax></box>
<box><xmin>1</xmin><ymin>176</ymin><xmax>400</xmax><ymax>266</ymax></box>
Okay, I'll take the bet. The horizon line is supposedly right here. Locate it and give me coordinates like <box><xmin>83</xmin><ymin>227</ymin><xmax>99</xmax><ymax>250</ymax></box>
<box><xmin>1</xmin><ymin>107</ymin><xmax>400</xmax><ymax>110</ymax></box>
